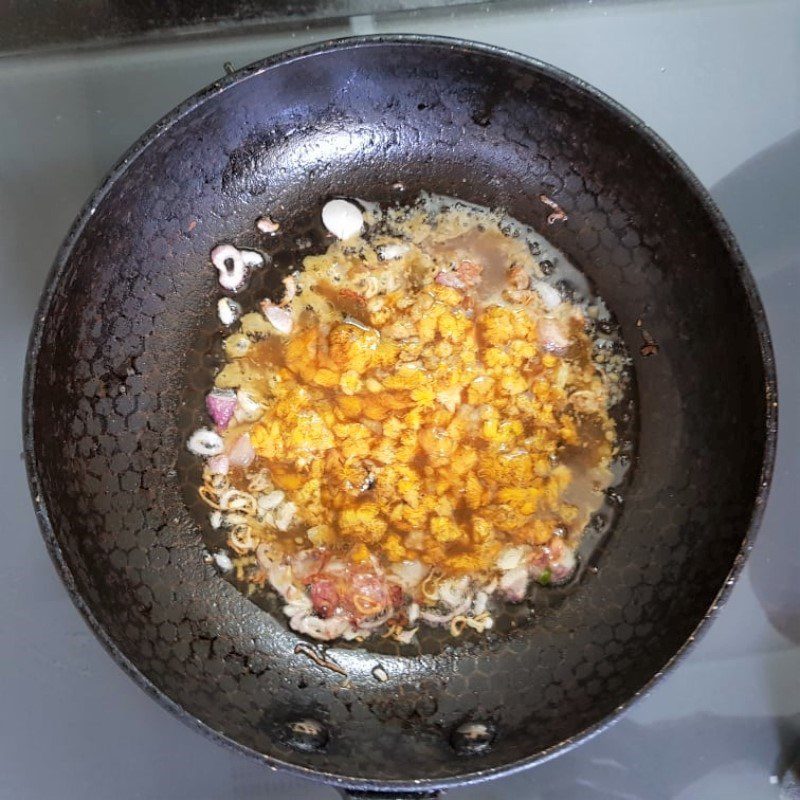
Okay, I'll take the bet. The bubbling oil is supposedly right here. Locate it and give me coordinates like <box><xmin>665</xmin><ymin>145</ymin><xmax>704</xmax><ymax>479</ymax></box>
<box><xmin>203</xmin><ymin>193</ymin><xmax>635</xmax><ymax>588</ymax></box>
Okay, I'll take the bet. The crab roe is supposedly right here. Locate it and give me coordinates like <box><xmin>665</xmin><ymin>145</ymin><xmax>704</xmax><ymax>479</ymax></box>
<box><xmin>218</xmin><ymin>255</ymin><xmax>614</xmax><ymax>582</ymax></box>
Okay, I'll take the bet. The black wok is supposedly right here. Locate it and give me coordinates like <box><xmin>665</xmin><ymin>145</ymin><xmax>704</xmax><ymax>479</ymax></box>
<box><xmin>24</xmin><ymin>36</ymin><xmax>776</xmax><ymax>798</ymax></box>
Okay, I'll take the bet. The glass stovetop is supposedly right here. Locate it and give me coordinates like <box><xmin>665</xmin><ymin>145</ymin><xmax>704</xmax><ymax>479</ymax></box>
<box><xmin>1</xmin><ymin>1</ymin><xmax>798</xmax><ymax>798</ymax></box>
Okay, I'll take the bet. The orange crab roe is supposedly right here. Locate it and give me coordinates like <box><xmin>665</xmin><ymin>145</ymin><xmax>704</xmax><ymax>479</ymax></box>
<box><xmin>223</xmin><ymin>276</ymin><xmax>613</xmax><ymax>579</ymax></box>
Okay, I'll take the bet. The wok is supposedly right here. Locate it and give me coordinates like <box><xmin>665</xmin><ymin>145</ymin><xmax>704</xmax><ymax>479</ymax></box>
<box><xmin>24</xmin><ymin>36</ymin><xmax>776</xmax><ymax>797</ymax></box>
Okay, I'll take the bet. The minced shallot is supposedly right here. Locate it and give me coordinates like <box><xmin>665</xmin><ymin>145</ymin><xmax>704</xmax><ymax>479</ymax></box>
<box><xmin>205</xmin><ymin>388</ymin><xmax>237</xmax><ymax>429</ymax></box>
<box><xmin>211</xmin><ymin>243</ymin><xmax>264</xmax><ymax>292</ymax></box>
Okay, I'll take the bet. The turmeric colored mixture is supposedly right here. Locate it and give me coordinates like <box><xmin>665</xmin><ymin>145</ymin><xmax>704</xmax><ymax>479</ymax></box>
<box><xmin>194</xmin><ymin>198</ymin><xmax>620</xmax><ymax>642</ymax></box>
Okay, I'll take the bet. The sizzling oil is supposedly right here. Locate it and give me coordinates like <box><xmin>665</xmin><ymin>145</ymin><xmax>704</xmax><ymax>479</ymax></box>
<box><xmin>207</xmin><ymin>194</ymin><xmax>634</xmax><ymax>582</ymax></box>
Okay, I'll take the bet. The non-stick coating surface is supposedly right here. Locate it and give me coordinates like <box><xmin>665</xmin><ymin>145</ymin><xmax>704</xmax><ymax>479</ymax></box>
<box><xmin>25</xmin><ymin>37</ymin><xmax>775</xmax><ymax>790</ymax></box>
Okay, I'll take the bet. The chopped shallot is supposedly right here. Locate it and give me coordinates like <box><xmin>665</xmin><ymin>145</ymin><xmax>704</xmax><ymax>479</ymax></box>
<box><xmin>206</xmin><ymin>454</ymin><xmax>229</xmax><ymax>475</ymax></box>
<box><xmin>348</xmin><ymin>572</ymin><xmax>388</xmax><ymax>618</ymax></box>
<box><xmin>550</xmin><ymin>544</ymin><xmax>578</xmax><ymax>583</ymax></box>
<box><xmin>205</xmin><ymin>388</ymin><xmax>237</xmax><ymax>429</ymax></box>
<box><xmin>227</xmin><ymin>434</ymin><xmax>255</xmax><ymax>468</ymax></box>
<box><xmin>211</xmin><ymin>243</ymin><xmax>264</xmax><ymax>292</ymax></box>
<box><xmin>435</xmin><ymin>270</ymin><xmax>466</xmax><ymax>289</ymax></box>
<box><xmin>499</xmin><ymin>567</ymin><xmax>529</xmax><ymax>602</ymax></box>
<box><xmin>255</xmin><ymin>546</ymin><xmax>294</xmax><ymax>597</ymax></box>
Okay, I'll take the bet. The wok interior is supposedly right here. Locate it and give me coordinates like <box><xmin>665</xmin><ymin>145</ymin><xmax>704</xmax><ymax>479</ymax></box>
<box><xmin>29</xmin><ymin>41</ymin><xmax>769</xmax><ymax>782</ymax></box>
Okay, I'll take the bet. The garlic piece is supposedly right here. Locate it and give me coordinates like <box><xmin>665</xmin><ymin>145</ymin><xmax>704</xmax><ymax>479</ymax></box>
<box><xmin>497</xmin><ymin>546</ymin><xmax>528</xmax><ymax>572</ymax></box>
<box><xmin>263</xmin><ymin>304</ymin><xmax>293</xmax><ymax>335</ymax></box>
<box><xmin>275</xmin><ymin>501</ymin><xmax>297</xmax><ymax>532</ymax></box>
<box><xmin>256</xmin><ymin>216</ymin><xmax>279</xmax><ymax>233</ymax></box>
<box><xmin>187</xmin><ymin>428</ymin><xmax>224</xmax><ymax>456</ymax></box>
<box><xmin>533</xmin><ymin>281</ymin><xmax>562</xmax><ymax>310</ymax></box>
<box><xmin>212</xmin><ymin>551</ymin><xmax>234</xmax><ymax>572</ymax></box>
<box><xmin>322</xmin><ymin>199</ymin><xmax>363</xmax><ymax>240</ymax></box>
<box><xmin>234</xmin><ymin>390</ymin><xmax>263</xmax><ymax>423</ymax></box>
<box><xmin>379</xmin><ymin>242</ymin><xmax>410</xmax><ymax>260</ymax></box>
<box><xmin>217</xmin><ymin>297</ymin><xmax>242</xmax><ymax>325</ymax></box>
<box><xmin>258</xmin><ymin>490</ymin><xmax>285</xmax><ymax>512</ymax></box>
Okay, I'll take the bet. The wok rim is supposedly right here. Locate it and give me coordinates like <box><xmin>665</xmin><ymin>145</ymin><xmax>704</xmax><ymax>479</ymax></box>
<box><xmin>22</xmin><ymin>34</ymin><xmax>778</xmax><ymax>793</ymax></box>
